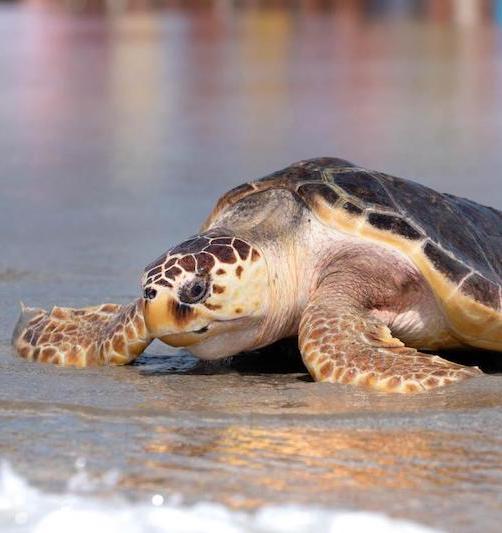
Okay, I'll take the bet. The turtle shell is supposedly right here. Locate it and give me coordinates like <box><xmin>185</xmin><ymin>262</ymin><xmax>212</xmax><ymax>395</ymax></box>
<box><xmin>203</xmin><ymin>158</ymin><xmax>502</xmax><ymax>350</ymax></box>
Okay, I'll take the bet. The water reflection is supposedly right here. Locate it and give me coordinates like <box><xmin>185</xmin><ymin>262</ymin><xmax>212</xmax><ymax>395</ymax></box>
<box><xmin>106</xmin><ymin>14</ymin><xmax>166</xmax><ymax>185</ymax></box>
<box><xmin>3</xmin><ymin>0</ymin><xmax>501</xmax><ymax>216</ymax></box>
<box><xmin>130</xmin><ymin>424</ymin><xmax>502</xmax><ymax>508</ymax></box>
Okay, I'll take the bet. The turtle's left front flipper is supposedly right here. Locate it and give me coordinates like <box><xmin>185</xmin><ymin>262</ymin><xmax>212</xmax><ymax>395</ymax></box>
<box><xmin>12</xmin><ymin>298</ymin><xmax>152</xmax><ymax>367</ymax></box>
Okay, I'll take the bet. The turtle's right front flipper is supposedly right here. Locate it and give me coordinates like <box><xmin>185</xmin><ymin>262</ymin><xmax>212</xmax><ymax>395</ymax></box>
<box><xmin>299</xmin><ymin>269</ymin><xmax>482</xmax><ymax>393</ymax></box>
<box><xmin>12</xmin><ymin>298</ymin><xmax>152</xmax><ymax>367</ymax></box>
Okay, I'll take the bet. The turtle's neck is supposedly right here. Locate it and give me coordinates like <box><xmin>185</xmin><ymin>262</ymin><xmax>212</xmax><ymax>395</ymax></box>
<box><xmin>256</xmin><ymin>236</ymin><xmax>303</xmax><ymax>348</ymax></box>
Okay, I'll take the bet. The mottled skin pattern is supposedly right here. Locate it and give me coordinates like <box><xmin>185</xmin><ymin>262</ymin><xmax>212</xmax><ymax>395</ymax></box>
<box><xmin>299</xmin><ymin>272</ymin><xmax>480</xmax><ymax>393</ymax></box>
<box><xmin>12</xmin><ymin>300</ymin><xmax>150</xmax><ymax>367</ymax></box>
<box><xmin>12</xmin><ymin>157</ymin><xmax>501</xmax><ymax>393</ymax></box>
<box><xmin>140</xmin><ymin>231</ymin><xmax>266</xmax><ymax>349</ymax></box>
<box><xmin>13</xmin><ymin>234</ymin><xmax>265</xmax><ymax>367</ymax></box>
<box><xmin>142</xmin><ymin>231</ymin><xmax>259</xmax><ymax>300</ymax></box>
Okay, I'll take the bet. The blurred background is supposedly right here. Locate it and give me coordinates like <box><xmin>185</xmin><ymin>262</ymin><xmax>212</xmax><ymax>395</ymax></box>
<box><xmin>1</xmin><ymin>0</ymin><xmax>502</xmax><ymax>299</ymax></box>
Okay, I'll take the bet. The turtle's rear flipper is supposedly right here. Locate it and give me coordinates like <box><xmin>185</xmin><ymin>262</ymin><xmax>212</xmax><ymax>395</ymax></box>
<box><xmin>12</xmin><ymin>299</ymin><xmax>152</xmax><ymax>367</ymax></box>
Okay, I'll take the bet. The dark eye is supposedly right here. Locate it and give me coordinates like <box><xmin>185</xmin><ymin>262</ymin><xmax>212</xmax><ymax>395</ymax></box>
<box><xmin>143</xmin><ymin>287</ymin><xmax>157</xmax><ymax>300</ymax></box>
<box><xmin>179</xmin><ymin>276</ymin><xmax>209</xmax><ymax>304</ymax></box>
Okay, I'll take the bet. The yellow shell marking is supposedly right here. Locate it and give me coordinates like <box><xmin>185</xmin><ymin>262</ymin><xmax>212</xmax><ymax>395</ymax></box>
<box><xmin>310</xmin><ymin>191</ymin><xmax>502</xmax><ymax>351</ymax></box>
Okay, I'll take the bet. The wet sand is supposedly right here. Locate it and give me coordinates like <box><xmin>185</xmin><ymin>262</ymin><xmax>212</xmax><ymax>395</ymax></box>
<box><xmin>1</xmin><ymin>3</ymin><xmax>502</xmax><ymax>532</ymax></box>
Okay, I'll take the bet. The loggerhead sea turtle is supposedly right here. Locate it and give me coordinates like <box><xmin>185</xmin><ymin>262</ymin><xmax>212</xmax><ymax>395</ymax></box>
<box><xmin>12</xmin><ymin>158</ymin><xmax>502</xmax><ymax>393</ymax></box>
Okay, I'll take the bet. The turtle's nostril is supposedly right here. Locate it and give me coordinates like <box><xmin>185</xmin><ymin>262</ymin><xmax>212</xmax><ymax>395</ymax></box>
<box><xmin>143</xmin><ymin>287</ymin><xmax>157</xmax><ymax>300</ymax></box>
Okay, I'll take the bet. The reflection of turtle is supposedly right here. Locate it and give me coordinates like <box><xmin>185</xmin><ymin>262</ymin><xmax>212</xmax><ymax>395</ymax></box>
<box><xmin>13</xmin><ymin>158</ymin><xmax>502</xmax><ymax>392</ymax></box>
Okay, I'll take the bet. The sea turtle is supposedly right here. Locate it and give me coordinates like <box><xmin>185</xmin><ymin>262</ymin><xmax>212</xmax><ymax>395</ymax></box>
<box><xmin>12</xmin><ymin>157</ymin><xmax>502</xmax><ymax>392</ymax></box>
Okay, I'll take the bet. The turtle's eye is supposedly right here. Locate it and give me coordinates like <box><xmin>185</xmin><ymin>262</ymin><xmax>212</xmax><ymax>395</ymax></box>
<box><xmin>179</xmin><ymin>276</ymin><xmax>209</xmax><ymax>304</ymax></box>
<box><xmin>143</xmin><ymin>287</ymin><xmax>157</xmax><ymax>300</ymax></box>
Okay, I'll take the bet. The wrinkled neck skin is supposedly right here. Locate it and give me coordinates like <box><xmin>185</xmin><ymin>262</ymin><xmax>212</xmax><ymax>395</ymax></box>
<box><xmin>190</xmin><ymin>188</ymin><xmax>328</xmax><ymax>357</ymax></box>
<box><xmin>252</xmin><ymin>230</ymin><xmax>311</xmax><ymax>349</ymax></box>
<box><xmin>253</xmin><ymin>214</ymin><xmax>342</xmax><ymax>350</ymax></box>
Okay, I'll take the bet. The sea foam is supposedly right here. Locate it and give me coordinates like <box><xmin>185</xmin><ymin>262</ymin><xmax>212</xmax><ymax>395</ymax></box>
<box><xmin>0</xmin><ymin>461</ymin><xmax>440</xmax><ymax>533</ymax></box>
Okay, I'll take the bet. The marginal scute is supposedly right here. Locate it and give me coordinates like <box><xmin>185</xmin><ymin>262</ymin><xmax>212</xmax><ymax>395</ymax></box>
<box><xmin>379</xmin><ymin>174</ymin><xmax>501</xmax><ymax>284</ymax></box>
<box><xmin>461</xmin><ymin>273</ymin><xmax>500</xmax><ymax>310</ymax></box>
<box><xmin>423</xmin><ymin>242</ymin><xmax>471</xmax><ymax>283</ymax></box>
<box><xmin>368</xmin><ymin>212</ymin><xmax>423</xmax><ymax>240</ymax></box>
<box><xmin>447</xmin><ymin>195</ymin><xmax>502</xmax><ymax>280</ymax></box>
<box><xmin>202</xmin><ymin>158</ymin><xmax>357</xmax><ymax>228</ymax></box>
<box><xmin>342</xmin><ymin>202</ymin><xmax>363</xmax><ymax>215</ymax></box>
<box><xmin>297</xmin><ymin>183</ymin><xmax>340</xmax><ymax>206</ymax></box>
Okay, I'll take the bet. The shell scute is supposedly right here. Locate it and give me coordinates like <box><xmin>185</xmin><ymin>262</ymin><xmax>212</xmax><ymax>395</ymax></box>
<box><xmin>257</xmin><ymin>165</ymin><xmax>314</xmax><ymax>187</ymax></box>
<box><xmin>342</xmin><ymin>202</ymin><xmax>364</xmax><ymax>216</ymax></box>
<box><xmin>423</xmin><ymin>242</ymin><xmax>471</xmax><ymax>283</ymax></box>
<box><xmin>330</xmin><ymin>170</ymin><xmax>397</xmax><ymax>210</ymax></box>
<box><xmin>461</xmin><ymin>274</ymin><xmax>500</xmax><ymax>311</ymax></box>
<box><xmin>296</xmin><ymin>183</ymin><xmax>340</xmax><ymax>207</ymax></box>
<box><xmin>201</xmin><ymin>157</ymin><xmax>356</xmax><ymax>230</ymax></box>
<box><xmin>367</xmin><ymin>212</ymin><xmax>423</xmax><ymax>241</ymax></box>
<box><xmin>298</xmin><ymin>156</ymin><xmax>357</xmax><ymax>171</ymax></box>
<box><xmin>377</xmin><ymin>177</ymin><xmax>501</xmax><ymax>284</ymax></box>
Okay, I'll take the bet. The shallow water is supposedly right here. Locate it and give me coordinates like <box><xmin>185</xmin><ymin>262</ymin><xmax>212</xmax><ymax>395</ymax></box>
<box><xmin>1</xmin><ymin>2</ymin><xmax>502</xmax><ymax>532</ymax></box>
<box><xmin>1</xmin><ymin>463</ymin><xmax>440</xmax><ymax>533</ymax></box>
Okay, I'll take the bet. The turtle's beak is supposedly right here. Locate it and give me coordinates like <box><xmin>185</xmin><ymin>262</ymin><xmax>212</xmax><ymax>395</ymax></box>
<box><xmin>159</xmin><ymin>331</ymin><xmax>206</xmax><ymax>347</ymax></box>
<box><xmin>143</xmin><ymin>291</ymin><xmax>207</xmax><ymax>346</ymax></box>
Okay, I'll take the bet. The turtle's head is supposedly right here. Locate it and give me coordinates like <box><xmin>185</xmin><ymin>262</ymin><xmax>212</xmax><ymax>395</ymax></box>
<box><xmin>141</xmin><ymin>232</ymin><xmax>269</xmax><ymax>358</ymax></box>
